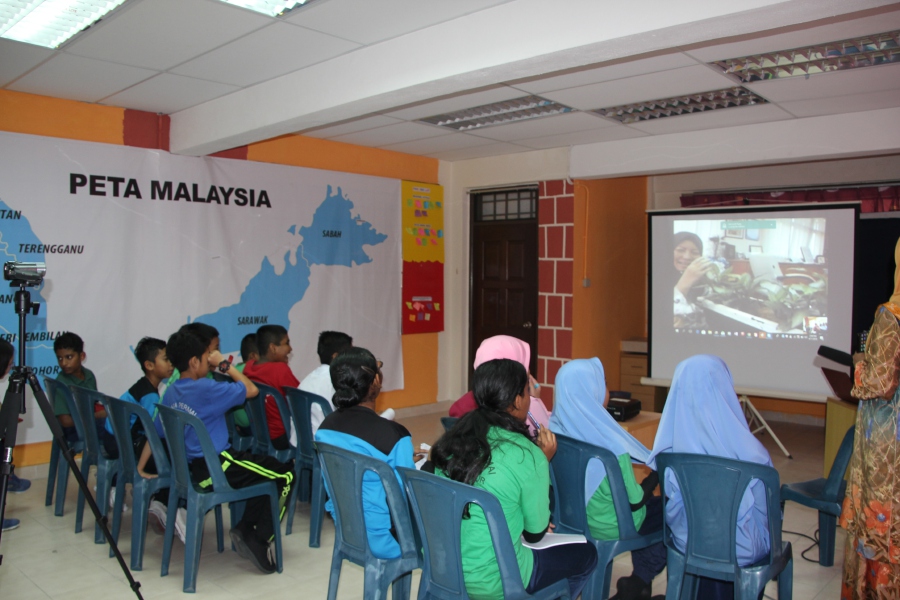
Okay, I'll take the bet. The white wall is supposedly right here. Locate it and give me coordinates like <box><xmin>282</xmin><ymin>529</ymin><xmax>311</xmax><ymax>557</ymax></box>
<box><xmin>437</xmin><ymin>148</ymin><xmax>569</xmax><ymax>402</ymax></box>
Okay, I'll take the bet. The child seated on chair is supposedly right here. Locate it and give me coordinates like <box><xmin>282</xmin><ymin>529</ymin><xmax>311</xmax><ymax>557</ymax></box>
<box><xmin>112</xmin><ymin>337</ymin><xmax>174</xmax><ymax>532</ymax></box>
<box><xmin>159</xmin><ymin>322</ymin><xmax>220</xmax><ymax>398</ymax></box>
<box><xmin>299</xmin><ymin>330</ymin><xmax>352</xmax><ymax>434</ymax></box>
<box><xmin>431</xmin><ymin>359</ymin><xmax>598</xmax><ymax>599</ymax></box>
<box><xmin>154</xmin><ymin>329</ymin><xmax>293</xmax><ymax>574</ymax></box>
<box><xmin>242</xmin><ymin>325</ymin><xmax>299</xmax><ymax>450</ymax></box>
<box><xmin>550</xmin><ymin>358</ymin><xmax>665</xmax><ymax>600</ymax></box>
<box><xmin>229</xmin><ymin>333</ymin><xmax>258</xmax><ymax>434</ymax></box>
<box><xmin>647</xmin><ymin>354</ymin><xmax>773</xmax><ymax>600</ymax></box>
<box><xmin>314</xmin><ymin>347</ymin><xmax>413</xmax><ymax>558</ymax></box>
<box><xmin>53</xmin><ymin>331</ymin><xmax>111</xmax><ymax>450</ymax></box>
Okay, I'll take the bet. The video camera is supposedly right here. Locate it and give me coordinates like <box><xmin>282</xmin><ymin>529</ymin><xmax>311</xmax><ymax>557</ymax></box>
<box><xmin>3</xmin><ymin>261</ymin><xmax>46</xmax><ymax>287</ymax></box>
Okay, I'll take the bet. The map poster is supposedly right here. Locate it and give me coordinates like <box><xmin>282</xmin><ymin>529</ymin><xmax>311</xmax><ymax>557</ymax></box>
<box><xmin>0</xmin><ymin>131</ymin><xmax>402</xmax><ymax>446</ymax></box>
<box><xmin>401</xmin><ymin>181</ymin><xmax>443</xmax><ymax>334</ymax></box>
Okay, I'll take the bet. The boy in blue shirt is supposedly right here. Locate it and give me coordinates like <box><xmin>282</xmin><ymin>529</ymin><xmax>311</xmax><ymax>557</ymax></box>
<box><xmin>155</xmin><ymin>330</ymin><xmax>293</xmax><ymax>574</ymax></box>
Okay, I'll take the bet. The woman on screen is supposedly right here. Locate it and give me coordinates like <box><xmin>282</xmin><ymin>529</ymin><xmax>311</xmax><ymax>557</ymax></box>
<box><xmin>673</xmin><ymin>231</ymin><xmax>713</xmax><ymax>328</ymax></box>
<box><xmin>648</xmin><ymin>354</ymin><xmax>772</xmax><ymax>600</ymax></box>
<box><xmin>550</xmin><ymin>358</ymin><xmax>666</xmax><ymax>600</ymax></box>
<box><xmin>840</xmin><ymin>236</ymin><xmax>900</xmax><ymax>599</ymax></box>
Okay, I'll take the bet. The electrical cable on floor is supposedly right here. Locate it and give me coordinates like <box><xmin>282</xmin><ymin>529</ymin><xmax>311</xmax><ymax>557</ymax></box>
<box><xmin>783</xmin><ymin>527</ymin><xmax>823</xmax><ymax>563</ymax></box>
<box><xmin>760</xmin><ymin>528</ymin><xmax>823</xmax><ymax>600</ymax></box>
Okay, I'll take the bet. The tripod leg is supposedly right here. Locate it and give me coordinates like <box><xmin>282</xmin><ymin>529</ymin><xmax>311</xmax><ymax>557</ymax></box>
<box><xmin>45</xmin><ymin>437</ymin><xmax>58</xmax><ymax>507</ymax></box>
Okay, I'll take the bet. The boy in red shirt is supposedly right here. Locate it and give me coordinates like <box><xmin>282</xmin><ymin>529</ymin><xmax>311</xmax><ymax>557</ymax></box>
<box><xmin>242</xmin><ymin>325</ymin><xmax>298</xmax><ymax>450</ymax></box>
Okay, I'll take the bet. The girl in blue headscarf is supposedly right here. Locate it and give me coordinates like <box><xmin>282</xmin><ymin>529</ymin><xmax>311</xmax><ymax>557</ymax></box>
<box><xmin>550</xmin><ymin>358</ymin><xmax>666</xmax><ymax>600</ymax></box>
<box><xmin>647</xmin><ymin>354</ymin><xmax>772</xmax><ymax>599</ymax></box>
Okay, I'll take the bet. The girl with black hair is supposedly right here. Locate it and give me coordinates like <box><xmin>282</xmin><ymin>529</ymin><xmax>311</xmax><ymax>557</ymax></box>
<box><xmin>431</xmin><ymin>358</ymin><xmax>597</xmax><ymax>599</ymax></box>
<box><xmin>314</xmin><ymin>347</ymin><xmax>414</xmax><ymax>559</ymax></box>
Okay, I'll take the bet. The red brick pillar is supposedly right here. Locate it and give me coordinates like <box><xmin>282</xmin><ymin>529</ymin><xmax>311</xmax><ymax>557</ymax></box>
<box><xmin>537</xmin><ymin>179</ymin><xmax>574</xmax><ymax>410</ymax></box>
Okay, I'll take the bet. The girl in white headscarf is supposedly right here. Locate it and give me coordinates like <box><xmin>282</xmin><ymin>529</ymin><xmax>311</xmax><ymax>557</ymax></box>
<box><xmin>551</xmin><ymin>358</ymin><xmax>665</xmax><ymax>600</ymax></box>
<box><xmin>647</xmin><ymin>354</ymin><xmax>772</xmax><ymax>599</ymax></box>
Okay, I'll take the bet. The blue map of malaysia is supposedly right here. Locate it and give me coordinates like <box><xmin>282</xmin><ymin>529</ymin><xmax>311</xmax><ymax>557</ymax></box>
<box><xmin>194</xmin><ymin>185</ymin><xmax>387</xmax><ymax>348</ymax></box>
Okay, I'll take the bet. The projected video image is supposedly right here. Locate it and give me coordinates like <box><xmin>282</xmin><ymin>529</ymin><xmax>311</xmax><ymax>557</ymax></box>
<box><xmin>672</xmin><ymin>217</ymin><xmax>826</xmax><ymax>338</ymax></box>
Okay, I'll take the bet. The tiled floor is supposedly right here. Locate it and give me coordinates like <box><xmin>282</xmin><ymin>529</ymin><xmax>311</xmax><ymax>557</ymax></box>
<box><xmin>1</xmin><ymin>415</ymin><xmax>843</xmax><ymax>599</ymax></box>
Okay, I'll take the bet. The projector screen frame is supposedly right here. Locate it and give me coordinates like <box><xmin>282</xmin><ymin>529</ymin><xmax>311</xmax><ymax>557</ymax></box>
<box><xmin>647</xmin><ymin>201</ymin><xmax>860</xmax><ymax>401</ymax></box>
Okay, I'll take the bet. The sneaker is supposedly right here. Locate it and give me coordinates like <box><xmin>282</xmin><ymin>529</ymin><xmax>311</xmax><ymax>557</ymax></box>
<box><xmin>230</xmin><ymin>526</ymin><xmax>275</xmax><ymax>574</ymax></box>
<box><xmin>108</xmin><ymin>487</ymin><xmax>129</xmax><ymax>512</ymax></box>
<box><xmin>174</xmin><ymin>507</ymin><xmax>187</xmax><ymax>544</ymax></box>
<box><xmin>2</xmin><ymin>518</ymin><xmax>19</xmax><ymax>531</ymax></box>
<box><xmin>380</xmin><ymin>408</ymin><xmax>395</xmax><ymax>421</ymax></box>
<box><xmin>8</xmin><ymin>474</ymin><xmax>31</xmax><ymax>493</ymax></box>
<box><xmin>147</xmin><ymin>500</ymin><xmax>167</xmax><ymax>535</ymax></box>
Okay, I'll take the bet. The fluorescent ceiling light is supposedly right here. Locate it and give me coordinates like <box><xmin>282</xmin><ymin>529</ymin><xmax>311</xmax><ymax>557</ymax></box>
<box><xmin>0</xmin><ymin>0</ymin><xmax>128</xmax><ymax>49</ymax></box>
<box><xmin>216</xmin><ymin>0</ymin><xmax>315</xmax><ymax>17</ymax></box>
<box><xmin>592</xmin><ymin>87</ymin><xmax>767</xmax><ymax>124</ymax></box>
<box><xmin>712</xmin><ymin>29</ymin><xmax>900</xmax><ymax>82</ymax></box>
<box><xmin>417</xmin><ymin>95</ymin><xmax>574</xmax><ymax>131</ymax></box>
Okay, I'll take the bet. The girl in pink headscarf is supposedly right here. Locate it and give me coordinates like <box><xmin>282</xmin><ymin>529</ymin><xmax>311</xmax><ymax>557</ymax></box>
<box><xmin>448</xmin><ymin>335</ymin><xmax>551</xmax><ymax>433</ymax></box>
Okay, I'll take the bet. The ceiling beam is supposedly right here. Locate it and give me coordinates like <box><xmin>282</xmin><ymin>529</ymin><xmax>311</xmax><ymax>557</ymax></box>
<box><xmin>569</xmin><ymin>107</ymin><xmax>900</xmax><ymax>178</ymax></box>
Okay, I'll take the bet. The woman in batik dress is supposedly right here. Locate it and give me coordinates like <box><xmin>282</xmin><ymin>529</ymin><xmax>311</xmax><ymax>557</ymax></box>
<box><xmin>840</xmin><ymin>236</ymin><xmax>900</xmax><ymax>599</ymax></box>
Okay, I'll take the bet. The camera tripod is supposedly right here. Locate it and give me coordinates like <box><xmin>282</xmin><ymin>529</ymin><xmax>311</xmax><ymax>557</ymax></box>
<box><xmin>0</xmin><ymin>280</ymin><xmax>143</xmax><ymax>598</ymax></box>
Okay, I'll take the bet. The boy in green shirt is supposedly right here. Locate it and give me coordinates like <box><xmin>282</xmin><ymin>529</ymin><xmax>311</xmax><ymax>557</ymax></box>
<box><xmin>53</xmin><ymin>331</ymin><xmax>105</xmax><ymax>446</ymax></box>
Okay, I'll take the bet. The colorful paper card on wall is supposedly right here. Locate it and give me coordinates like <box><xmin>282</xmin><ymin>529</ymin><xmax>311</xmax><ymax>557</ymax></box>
<box><xmin>403</xmin><ymin>261</ymin><xmax>443</xmax><ymax>333</ymax></box>
<box><xmin>402</xmin><ymin>181</ymin><xmax>444</xmax><ymax>334</ymax></box>
<box><xmin>402</xmin><ymin>181</ymin><xmax>443</xmax><ymax>262</ymax></box>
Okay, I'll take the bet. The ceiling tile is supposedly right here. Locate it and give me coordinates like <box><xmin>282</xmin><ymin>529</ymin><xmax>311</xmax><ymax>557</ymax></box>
<box><xmin>170</xmin><ymin>22</ymin><xmax>360</xmax><ymax>87</ymax></box>
<box><xmin>514</xmin><ymin>126</ymin><xmax>648</xmax><ymax>149</ymax></box>
<box><xmin>685</xmin><ymin>9</ymin><xmax>900</xmax><ymax>62</ymax></box>
<box><xmin>64</xmin><ymin>0</ymin><xmax>271</xmax><ymax>70</ymax></box>
<box><xmin>383</xmin><ymin>86</ymin><xmax>526</xmax><ymax>121</ymax></box>
<box><xmin>778</xmin><ymin>89</ymin><xmax>900</xmax><ymax>118</ymax></box>
<box><xmin>627</xmin><ymin>103</ymin><xmax>794</xmax><ymax>135</ymax></box>
<box><xmin>382</xmin><ymin>133</ymin><xmax>496</xmax><ymax>154</ymax></box>
<box><xmin>101</xmin><ymin>73</ymin><xmax>239</xmax><ymax>114</ymax></box>
<box><xmin>508</xmin><ymin>52</ymin><xmax>699</xmax><ymax>94</ymax></box>
<box><xmin>464</xmin><ymin>112</ymin><xmax>613</xmax><ymax>142</ymax></box>
<box><xmin>8</xmin><ymin>54</ymin><xmax>157</xmax><ymax>103</ymax></box>
<box><xmin>0</xmin><ymin>39</ymin><xmax>54</xmax><ymax>87</ymax></box>
<box><xmin>287</xmin><ymin>0</ymin><xmax>512</xmax><ymax>45</ymax></box>
<box><xmin>541</xmin><ymin>65</ymin><xmax>736</xmax><ymax>110</ymax></box>
<box><xmin>426</xmin><ymin>141</ymin><xmax>533</xmax><ymax>161</ymax></box>
<box><xmin>330</xmin><ymin>121</ymin><xmax>449</xmax><ymax>146</ymax></box>
<box><xmin>747</xmin><ymin>63</ymin><xmax>900</xmax><ymax>103</ymax></box>
<box><xmin>301</xmin><ymin>115</ymin><xmax>404</xmax><ymax>138</ymax></box>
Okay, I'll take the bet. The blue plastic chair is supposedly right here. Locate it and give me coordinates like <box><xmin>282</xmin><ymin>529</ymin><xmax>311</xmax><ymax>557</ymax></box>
<box><xmin>315</xmin><ymin>442</ymin><xmax>421</xmax><ymax>600</ymax></box>
<box><xmin>42</xmin><ymin>377</ymin><xmax>86</xmax><ymax>517</ymax></box>
<box><xmin>282</xmin><ymin>386</ymin><xmax>331</xmax><ymax>544</ymax></box>
<box><xmin>549</xmin><ymin>434</ymin><xmax>663</xmax><ymax>600</ymax></box>
<box><xmin>68</xmin><ymin>385</ymin><xmax>121</xmax><ymax>543</ymax></box>
<box><xmin>104</xmin><ymin>396</ymin><xmax>172</xmax><ymax>570</ymax></box>
<box><xmin>398</xmin><ymin>467</ymin><xmax>570</xmax><ymax>600</ymax></box>
<box><xmin>656</xmin><ymin>453</ymin><xmax>793</xmax><ymax>600</ymax></box>
<box><xmin>439</xmin><ymin>416</ymin><xmax>459</xmax><ymax>432</ymax></box>
<box><xmin>241</xmin><ymin>383</ymin><xmax>293</xmax><ymax>463</ymax></box>
<box><xmin>780</xmin><ymin>425</ymin><xmax>854</xmax><ymax>567</ymax></box>
<box><xmin>157</xmin><ymin>404</ymin><xmax>284</xmax><ymax>593</ymax></box>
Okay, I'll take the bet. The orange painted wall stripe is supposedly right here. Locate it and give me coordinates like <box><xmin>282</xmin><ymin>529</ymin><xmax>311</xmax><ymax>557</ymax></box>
<box><xmin>248</xmin><ymin>134</ymin><xmax>439</xmax><ymax>184</ymax></box>
<box><xmin>0</xmin><ymin>89</ymin><xmax>124</xmax><ymax>145</ymax></box>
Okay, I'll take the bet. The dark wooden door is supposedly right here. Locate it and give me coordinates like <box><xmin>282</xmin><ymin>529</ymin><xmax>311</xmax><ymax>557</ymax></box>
<box><xmin>470</xmin><ymin>189</ymin><xmax>539</xmax><ymax>380</ymax></box>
